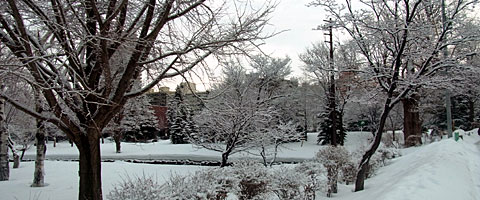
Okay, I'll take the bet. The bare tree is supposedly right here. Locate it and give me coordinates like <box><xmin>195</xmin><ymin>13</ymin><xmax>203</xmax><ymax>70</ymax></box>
<box><xmin>0</xmin><ymin>1</ymin><xmax>276</xmax><ymax>199</ymax></box>
<box><xmin>192</xmin><ymin>56</ymin><xmax>291</xmax><ymax>167</ymax></box>
<box><xmin>31</xmin><ymin>88</ymin><xmax>46</xmax><ymax>187</ymax></box>
<box><xmin>310</xmin><ymin>0</ymin><xmax>479</xmax><ymax>191</ymax></box>
<box><xmin>252</xmin><ymin>121</ymin><xmax>301</xmax><ymax>167</ymax></box>
<box><xmin>0</xmin><ymin>85</ymin><xmax>8</xmax><ymax>181</ymax></box>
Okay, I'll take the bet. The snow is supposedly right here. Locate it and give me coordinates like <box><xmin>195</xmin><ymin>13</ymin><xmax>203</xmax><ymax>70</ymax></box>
<box><xmin>1</xmin><ymin>161</ymin><xmax>206</xmax><ymax>200</ymax></box>
<box><xmin>335</xmin><ymin>129</ymin><xmax>480</xmax><ymax>200</ymax></box>
<box><xmin>21</xmin><ymin>132</ymin><xmax>330</xmax><ymax>162</ymax></box>
<box><xmin>2</xmin><ymin>131</ymin><xmax>480</xmax><ymax>200</ymax></box>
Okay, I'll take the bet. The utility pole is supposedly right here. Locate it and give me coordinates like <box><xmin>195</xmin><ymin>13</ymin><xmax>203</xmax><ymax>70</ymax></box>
<box><xmin>324</xmin><ymin>18</ymin><xmax>338</xmax><ymax>146</ymax></box>
<box><xmin>442</xmin><ymin>0</ymin><xmax>453</xmax><ymax>138</ymax></box>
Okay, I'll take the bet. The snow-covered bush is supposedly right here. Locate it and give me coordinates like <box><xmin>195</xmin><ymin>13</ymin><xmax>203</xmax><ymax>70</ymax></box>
<box><xmin>340</xmin><ymin>159</ymin><xmax>357</xmax><ymax>185</ymax></box>
<box><xmin>315</xmin><ymin>146</ymin><xmax>350</xmax><ymax>197</ymax></box>
<box><xmin>294</xmin><ymin>161</ymin><xmax>324</xmax><ymax>199</ymax></box>
<box><xmin>159</xmin><ymin>167</ymin><xmax>238</xmax><ymax>200</ymax></box>
<box><xmin>356</xmin><ymin>144</ymin><xmax>401</xmax><ymax>178</ymax></box>
<box><xmin>231</xmin><ymin>160</ymin><xmax>271</xmax><ymax>200</ymax></box>
<box><xmin>107</xmin><ymin>174</ymin><xmax>163</xmax><ymax>200</ymax></box>
<box><xmin>381</xmin><ymin>132</ymin><xmax>401</xmax><ymax>148</ymax></box>
<box><xmin>376</xmin><ymin>146</ymin><xmax>401</xmax><ymax>166</ymax></box>
<box><xmin>271</xmin><ymin>166</ymin><xmax>305</xmax><ymax>199</ymax></box>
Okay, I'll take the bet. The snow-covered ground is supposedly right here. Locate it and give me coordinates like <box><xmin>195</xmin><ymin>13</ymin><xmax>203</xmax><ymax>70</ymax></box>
<box><xmin>1</xmin><ymin>131</ymin><xmax>480</xmax><ymax>200</ymax></box>
<box><xmin>336</xmin><ymin>129</ymin><xmax>480</xmax><ymax>200</ymax></box>
<box><xmin>21</xmin><ymin>132</ymin><xmax>341</xmax><ymax>162</ymax></box>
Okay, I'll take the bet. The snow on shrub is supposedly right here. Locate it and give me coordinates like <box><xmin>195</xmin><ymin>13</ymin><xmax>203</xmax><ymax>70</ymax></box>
<box><xmin>315</xmin><ymin>146</ymin><xmax>350</xmax><ymax>197</ymax></box>
<box><xmin>231</xmin><ymin>159</ymin><xmax>272</xmax><ymax>200</ymax></box>
<box><xmin>294</xmin><ymin>161</ymin><xmax>325</xmax><ymax>199</ymax></box>
<box><xmin>107</xmin><ymin>174</ymin><xmax>163</xmax><ymax>200</ymax></box>
<box><xmin>160</xmin><ymin>167</ymin><xmax>239</xmax><ymax>200</ymax></box>
<box><xmin>354</xmin><ymin>144</ymin><xmax>401</xmax><ymax>178</ymax></box>
<box><xmin>340</xmin><ymin>159</ymin><xmax>357</xmax><ymax>185</ymax></box>
<box><xmin>109</xmin><ymin>159</ymin><xmax>352</xmax><ymax>199</ymax></box>
<box><xmin>271</xmin><ymin>166</ymin><xmax>306</xmax><ymax>199</ymax></box>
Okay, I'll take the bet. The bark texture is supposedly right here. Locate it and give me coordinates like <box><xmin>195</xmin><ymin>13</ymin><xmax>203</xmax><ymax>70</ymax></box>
<box><xmin>402</xmin><ymin>95</ymin><xmax>422</xmax><ymax>147</ymax></box>
<box><xmin>77</xmin><ymin>130</ymin><xmax>102</xmax><ymax>200</ymax></box>
<box><xmin>31</xmin><ymin>120</ymin><xmax>46</xmax><ymax>187</ymax></box>
<box><xmin>0</xmin><ymin>97</ymin><xmax>9</xmax><ymax>181</ymax></box>
<box><xmin>221</xmin><ymin>152</ymin><xmax>230</xmax><ymax>167</ymax></box>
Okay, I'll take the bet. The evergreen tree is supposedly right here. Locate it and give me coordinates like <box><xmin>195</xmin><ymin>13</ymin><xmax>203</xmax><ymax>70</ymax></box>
<box><xmin>317</xmin><ymin>106</ymin><xmax>346</xmax><ymax>146</ymax></box>
<box><xmin>121</xmin><ymin>94</ymin><xmax>159</xmax><ymax>141</ymax></box>
<box><xmin>168</xmin><ymin>86</ymin><xmax>196</xmax><ymax>144</ymax></box>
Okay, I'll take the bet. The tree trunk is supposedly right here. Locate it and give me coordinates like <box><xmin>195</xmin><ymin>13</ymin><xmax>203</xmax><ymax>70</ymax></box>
<box><xmin>355</xmin><ymin>104</ymin><xmax>392</xmax><ymax>192</ymax></box>
<box><xmin>7</xmin><ymin>137</ymin><xmax>20</xmax><ymax>168</ymax></box>
<box><xmin>31</xmin><ymin>120</ymin><xmax>46</xmax><ymax>187</ymax></box>
<box><xmin>113</xmin><ymin>132</ymin><xmax>122</xmax><ymax>153</ymax></box>
<box><xmin>77</xmin><ymin>132</ymin><xmax>103</xmax><ymax>200</ymax></box>
<box><xmin>220</xmin><ymin>152</ymin><xmax>230</xmax><ymax>167</ymax></box>
<box><xmin>12</xmin><ymin>154</ymin><xmax>20</xmax><ymax>169</ymax></box>
<box><xmin>467</xmin><ymin>98</ymin><xmax>475</xmax><ymax>130</ymax></box>
<box><xmin>402</xmin><ymin>95</ymin><xmax>422</xmax><ymax>147</ymax></box>
<box><xmin>0</xmin><ymin>97</ymin><xmax>9</xmax><ymax>181</ymax></box>
<box><xmin>53</xmin><ymin>136</ymin><xmax>57</xmax><ymax>148</ymax></box>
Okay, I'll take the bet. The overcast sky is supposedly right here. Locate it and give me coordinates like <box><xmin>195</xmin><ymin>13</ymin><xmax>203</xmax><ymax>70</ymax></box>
<box><xmin>161</xmin><ymin>0</ymin><xmax>332</xmax><ymax>91</ymax></box>
<box><xmin>260</xmin><ymin>0</ymin><xmax>327</xmax><ymax>77</ymax></box>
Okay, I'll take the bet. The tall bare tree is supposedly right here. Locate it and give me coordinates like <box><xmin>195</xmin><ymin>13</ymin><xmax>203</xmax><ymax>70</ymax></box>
<box><xmin>31</xmin><ymin>88</ymin><xmax>46</xmax><ymax>187</ymax></box>
<box><xmin>0</xmin><ymin>1</ymin><xmax>276</xmax><ymax>199</ymax></box>
<box><xmin>0</xmin><ymin>85</ymin><xmax>8</xmax><ymax>181</ymax></box>
<box><xmin>310</xmin><ymin>0</ymin><xmax>479</xmax><ymax>191</ymax></box>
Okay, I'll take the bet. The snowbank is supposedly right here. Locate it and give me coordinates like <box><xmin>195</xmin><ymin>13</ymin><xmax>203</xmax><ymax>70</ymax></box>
<box><xmin>336</xmin><ymin>131</ymin><xmax>480</xmax><ymax>200</ymax></box>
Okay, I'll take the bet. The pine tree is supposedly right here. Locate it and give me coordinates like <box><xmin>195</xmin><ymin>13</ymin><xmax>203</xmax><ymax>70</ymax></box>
<box><xmin>167</xmin><ymin>86</ymin><xmax>195</xmax><ymax>144</ymax></box>
<box><xmin>317</xmin><ymin>106</ymin><xmax>346</xmax><ymax>146</ymax></box>
<box><xmin>121</xmin><ymin>94</ymin><xmax>159</xmax><ymax>142</ymax></box>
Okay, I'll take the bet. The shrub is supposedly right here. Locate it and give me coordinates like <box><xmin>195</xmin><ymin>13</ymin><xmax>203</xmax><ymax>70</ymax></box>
<box><xmin>107</xmin><ymin>174</ymin><xmax>163</xmax><ymax>200</ymax></box>
<box><xmin>294</xmin><ymin>161</ymin><xmax>324</xmax><ymax>199</ymax></box>
<box><xmin>161</xmin><ymin>168</ymin><xmax>236</xmax><ymax>200</ymax></box>
<box><xmin>271</xmin><ymin>166</ymin><xmax>304</xmax><ymax>199</ymax></box>
<box><xmin>231</xmin><ymin>160</ymin><xmax>271</xmax><ymax>200</ymax></box>
<box><xmin>340</xmin><ymin>160</ymin><xmax>357</xmax><ymax>185</ymax></box>
<box><xmin>315</xmin><ymin>146</ymin><xmax>350</xmax><ymax>197</ymax></box>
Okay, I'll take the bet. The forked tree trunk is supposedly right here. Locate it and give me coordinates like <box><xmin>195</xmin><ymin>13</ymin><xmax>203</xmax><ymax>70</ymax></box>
<box><xmin>0</xmin><ymin>97</ymin><xmax>9</xmax><ymax>181</ymax></box>
<box><xmin>7</xmin><ymin>137</ymin><xmax>20</xmax><ymax>169</ymax></box>
<box><xmin>31</xmin><ymin>120</ymin><xmax>46</xmax><ymax>187</ymax></box>
<box><xmin>77</xmin><ymin>131</ymin><xmax>102</xmax><ymax>200</ymax></box>
<box><xmin>402</xmin><ymin>95</ymin><xmax>422</xmax><ymax>147</ymax></box>
<box><xmin>220</xmin><ymin>151</ymin><xmax>230</xmax><ymax>167</ymax></box>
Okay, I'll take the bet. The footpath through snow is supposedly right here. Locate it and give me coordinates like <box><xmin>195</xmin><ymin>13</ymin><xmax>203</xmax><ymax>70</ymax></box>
<box><xmin>336</xmin><ymin>130</ymin><xmax>480</xmax><ymax>200</ymax></box>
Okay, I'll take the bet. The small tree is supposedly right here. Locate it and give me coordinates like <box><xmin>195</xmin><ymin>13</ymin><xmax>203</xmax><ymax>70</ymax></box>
<box><xmin>252</xmin><ymin>121</ymin><xmax>301</xmax><ymax>167</ymax></box>
<box><xmin>192</xmin><ymin>56</ymin><xmax>291</xmax><ymax>167</ymax></box>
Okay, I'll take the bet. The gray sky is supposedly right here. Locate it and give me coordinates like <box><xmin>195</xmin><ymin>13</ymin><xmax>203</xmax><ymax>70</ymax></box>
<box><xmin>260</xmin><ymin>0</ymin><xmax>327</xmax><ymax>77</ymax></box>
<box><xmin>160</xmin><ymin>0</ymin><xmax>328</xmax><ymax>91</ymax></box>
